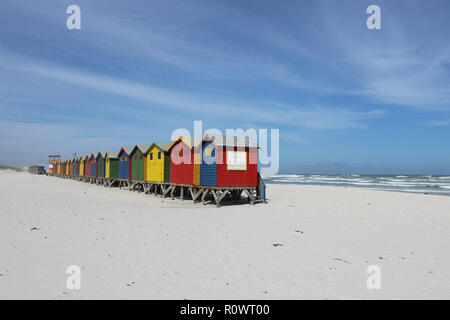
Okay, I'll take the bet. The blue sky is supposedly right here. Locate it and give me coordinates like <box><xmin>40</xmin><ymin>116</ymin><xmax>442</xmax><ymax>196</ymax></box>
<box><xmin>1</xmin><ymin>0</ymin><xmax>450</xmax><ymax>174</ymax></box>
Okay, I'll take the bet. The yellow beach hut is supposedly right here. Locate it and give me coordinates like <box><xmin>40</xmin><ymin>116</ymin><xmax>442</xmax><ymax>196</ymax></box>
<box><xmin>145</xmin><ymin>142</ymin><xmax>171</xmax><ymax>183</ymax></box>
<box><xmin>79</xmin><ymin>156</ymin><xmax>85</xmax><ymax>176</ymax></box>
<box><xmin>65</xmin><ymin>160</ymin><xmax>69</xmax><ymax>176</ymax></box>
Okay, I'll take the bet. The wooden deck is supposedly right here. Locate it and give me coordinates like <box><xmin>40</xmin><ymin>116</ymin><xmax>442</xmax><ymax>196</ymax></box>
<box><xmin>50</xmin><ymin>174</ymin><xmax>266</xmax><ymax>207</ymax></box>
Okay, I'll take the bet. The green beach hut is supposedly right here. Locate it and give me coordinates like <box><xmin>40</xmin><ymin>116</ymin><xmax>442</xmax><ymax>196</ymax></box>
<box><xmin>96</xmin><ymin>152</ymin><xmax>106</xmax><ymax>178</ymax></box>
<box><xmin>130</xmin><ymin>144</ymin><xmax>150</xmax><ymax>182</ymax></box>
<box><xmin>105</xmin><ymin>152</ymin><xmax>119</xmax><ymax>179</ymax></box>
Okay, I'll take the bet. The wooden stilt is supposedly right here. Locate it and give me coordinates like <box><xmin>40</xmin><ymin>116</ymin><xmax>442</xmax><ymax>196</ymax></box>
<box><xmin>171</xmin><ymin>185</ymin><xmax>176</xmax><ymax>199</ymax></box>
<box><xmin>216</xmin><ymin>190</ymin><xmax>229</xmax><ymax>207</ymax></box>
<box><xmin>211</xmin><ymin>190</ymin><xmax>220</xmax><ymax>206</ymax></box>
<box><xmin>163</xmin><ymin>185</ymin><xmax>173</xmax><ymax>198</ymax></box>
<box><xmin>202</xmin><ymin>189</ymin><xmax>210</xmax><ymax>205</ymax></box>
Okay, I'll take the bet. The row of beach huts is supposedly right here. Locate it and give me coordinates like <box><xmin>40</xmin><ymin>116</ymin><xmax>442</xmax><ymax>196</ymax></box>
<box><xmin>48</xmin><ymin>134</ymin><xmax>266</xmax><ymax>206</ymax></box>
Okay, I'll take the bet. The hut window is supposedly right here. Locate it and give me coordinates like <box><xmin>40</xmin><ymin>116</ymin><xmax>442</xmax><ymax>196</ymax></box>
<box><xmin>140</xmin><ymin>155</ymin><xmax>143</xmax><ymax>160</ymax></box>
<box><xmin>227</xmin><ymin>151</ymin><xmax>247</xmax><ymax>170</ymax></box>
<box><xmin>150</xmin><ymin>153</ymin><xmax>153</xmax><ymax>160</ymax></box>
<box><xmin>125</xmin><ymin>157</ymin><xmax>128</xmax><ymax>161</ymax></box>
<box><xmin>205</xmin><ymin>148</ymin><xmax>212</xmax><ymax>157</ymax></box>
<box><xmin>158</xmin><ymin>152</ymin><xmax>161</xmax><ymax>159</ymax></box>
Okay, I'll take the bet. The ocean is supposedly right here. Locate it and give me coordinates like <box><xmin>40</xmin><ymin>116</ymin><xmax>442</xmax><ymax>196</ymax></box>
<box><xmin>263</xmin><ymin>174</ymin><xmax>450</xmax><ymax>196</ymax></box>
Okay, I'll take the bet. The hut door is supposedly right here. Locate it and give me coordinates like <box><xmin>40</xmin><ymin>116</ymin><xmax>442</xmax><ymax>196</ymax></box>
<box><xmin>155</xmin><ymin>160</ymin><xmax>162</xmax><ymax>181</ymax></box>
<box><xmin>150</xmin><ymin>153</ymin><xmax>162</xmax><ymax>182</ymax></box>
<box><xmin>200</xmin><ymin>141</ymin><xmax>217</xmax><ymax>186</ymax></box>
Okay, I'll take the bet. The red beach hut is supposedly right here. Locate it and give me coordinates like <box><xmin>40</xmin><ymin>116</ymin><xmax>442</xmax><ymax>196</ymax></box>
<box><xmin>168</xmin><ymin>136</ymin><xmax>201</xmax><ymax>185</ymax></box>
<box><xmin>84</xmin><ymin>155</ymin><xmax>91</xmax><ymax>177</ymax></box>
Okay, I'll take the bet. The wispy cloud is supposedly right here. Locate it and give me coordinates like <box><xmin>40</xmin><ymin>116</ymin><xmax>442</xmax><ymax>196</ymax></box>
<box><xmin>312</xmin><ymin>1</ymin><xmax>450</xmax><ymax>111</ymax></box>
<box><xmin>0</xmin><ymin>52</ymin><xmax>386</xmax><ymax>131</ymax></box>
<box><xmin>0</xmin><ymin>1</ymin><xmax>352</xmax><ymax>96</ymax></box>
<box><xmin>357</xmin><ymin>47</ymin><xmax>450</xmax><ymax>111</ymax></box>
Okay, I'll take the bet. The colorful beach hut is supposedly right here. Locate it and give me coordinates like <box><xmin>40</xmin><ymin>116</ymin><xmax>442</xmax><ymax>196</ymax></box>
<box><xmin>96</xmin><ymin>152</ymin><xmax>106</xmax><ymax>178</ymax></box>
<box><xmin>199</xmin><ymin>134</ymin><xmax>258</xmax><ymax>187</ymax></box>
<box><xmin>65</xmin><ymin>160</ymin><xmax>69</xmax><ymax>176</ymax></box>
<box><xmin>69</xmin><ymin>159</ymin><xmax>73</xmax><ymax>176</ymax></box>
<box><xmin>130</xmin><ymin>145</ymin><xmax>150</xmax><ymax>182</ymax></box>
<box><xmin>90</xmin><ymin>153</ymin><xmax>97</xmax><ymax>177</ymax></box>
<box><xmin>168</xmin><ymin>136</ymin><xmax>201</xmax><ymax>185</ymax></box>
<box><xmin>105</xmin><ymin>152</ymin><xmax>119</xmax><ymax>179</ymax></box>
<box><xmin>74</xmin><ymin>158</ymin><xmax>79</xmax><ymax>176</ymax></box>
<box><xmin>84</xmin><ymin>155</ymin><xmax>91</xmax><ymax>177</ymax></box>
<box><xmin>145</xmin><ymin>142</ymin><xmax>171</xmax><ymax>183</ymax></box>
<box><xmin>118</xmin><ymin>147</ymin><xmax>133</xmax><ymax>180</ymax></box>
<box><xmin>79</xmin><ymin>157</ymin><xmax>84</xmax><ymax>176</ymax></box>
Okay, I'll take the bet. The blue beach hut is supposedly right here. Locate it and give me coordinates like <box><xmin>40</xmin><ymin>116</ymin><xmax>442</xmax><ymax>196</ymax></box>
<box><xmin>118</xmin><ymin>146</ymin><xmax>133</xmax><ymax>180</ymax></box>
<box><xmin>73</xmin><ymin>158</ymin><xmax>78</xmax><ymax>176</ymax></box>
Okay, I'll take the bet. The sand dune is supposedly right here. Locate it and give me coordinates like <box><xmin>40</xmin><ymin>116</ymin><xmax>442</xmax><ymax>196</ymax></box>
<box><xmin>0</xmin><ymin>170</ymin><xmax>449</xmax><ymax>299</ymax></box>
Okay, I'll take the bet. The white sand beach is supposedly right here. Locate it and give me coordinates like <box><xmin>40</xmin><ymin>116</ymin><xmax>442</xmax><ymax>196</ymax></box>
<box><xmin>0</xmin><ymin>169</ymin><xmax>449</xmax><ymax>299</ymax></box>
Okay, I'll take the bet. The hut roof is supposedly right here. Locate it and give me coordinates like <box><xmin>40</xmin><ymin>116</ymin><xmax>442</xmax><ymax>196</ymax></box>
<box><xmin>106</xmin><ymin>152</ymin><xmax>119</xmax><ymax>159</ymax></box>
<box><xmin>119</xmin><ymin>146</ymin><xmax>133</xmax><ymax>156</ymax></box>
<box><xmin>132</xmin><ymin>144</ymin><xmax>151</xmax><ymax>154</ymax></box>
<box><xmin>168</xmin><ymin>136</ymin><xmax>202</xmax><ymax>150</ymax></box>
<box><xmin>96</xmin><ymin>152</ymin><xmax>107</xmax><ymax>159</ymax></box>
<box><xmin>149</xmin><ymin>142</ymin><xmax>171</xmax><ymax>152</ymax></box>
